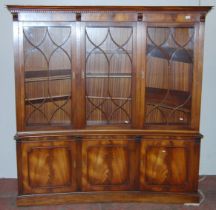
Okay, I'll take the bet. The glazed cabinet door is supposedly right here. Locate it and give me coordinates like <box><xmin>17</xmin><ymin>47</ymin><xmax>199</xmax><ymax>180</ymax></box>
<box><xmin>81</xmin><ymin>22</ymin><xmax>137</xmax><ymax>128</ymax></box>
<box><xmin>144</xmin><ymin>23</ymin><xmax>198</xmax><ymax>129</ymax></box>
<box><xmin>18</xmin><ymin>139</ymin><xmax>77</xmax><ymax>194</ymax></box>
<box><xmin>140</xmin><ymin>139</ymin><xmax>200</xmax><ymax>192</ymax></box>
<box><xmin>15</xmin><ymin>22</ymin><xmax>76</xmax><ymax>130</ymax></box>
<box><xmin>81</xmin><ymin>136</ymin><xmax>139</xmax><ymax>191</ymax></box>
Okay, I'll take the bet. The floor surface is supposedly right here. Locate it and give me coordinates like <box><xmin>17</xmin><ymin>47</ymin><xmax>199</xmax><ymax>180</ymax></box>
<box><xmin>0</xmin><ymin>176</ymin><xmax>216</xmax><ymax>210</ymax></box>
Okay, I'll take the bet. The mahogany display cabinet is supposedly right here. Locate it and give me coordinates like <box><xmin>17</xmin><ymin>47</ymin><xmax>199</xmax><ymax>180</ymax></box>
<box><xmin>7</xmin><ymin>5</ymin><xmax>211</xmax><ymax>206</ymax></box>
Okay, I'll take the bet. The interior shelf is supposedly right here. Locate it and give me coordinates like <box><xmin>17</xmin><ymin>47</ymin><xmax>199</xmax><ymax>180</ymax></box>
<box><xmin>25</xmin><ymin>94</ymin><xmax>71</xmax><ymax>104</ymax></box>
<box><xmin>86</xmin><ymin>49</ymin><xmax>132</xmax><ymax>55</ymax></box>
<box><xmin>25</xmin><ymin>70</ymin><xmax>132</xmax><ymax>80</ymax></box>
<box><xmin>25</xmin><ymin>69</ymin><xmax>71</xmax><ymax>82</ymax></box>
<box><xmin>86</xmin><ymin>72</ymin><xmax>132</xmax><ymax>78</ymax></box>
<box><xmin>26</xmin><ymin>122</ymin><xmax>71</xmax><ymax>127</ymax></box>
<box><xmin>146</xmin><ymin>87</ymin><xmax>191</xmax><ymax>110</ymax></box>
<box><xmin>86</xmin><ymin>120</ymin><xmax>131</xmax><ymax>125</ymax></box>
<box><xmin>25</xmin><ymin>87</ymin><xmax>189</xmax><ymax>108</ymax></box>
<box><xmin>146</xmin><ymin>102</ymin><xmax>190</xmax><ymax>113</ymax></box>
<box><xmin>147</xmin><ymin>44</ymin><xmax>193</xmax><ymax>63</ymax></box>
<box><xmin>86</xmin><ymin>96</ymin><xmax>131</xmax><ymax>100</ymax></box>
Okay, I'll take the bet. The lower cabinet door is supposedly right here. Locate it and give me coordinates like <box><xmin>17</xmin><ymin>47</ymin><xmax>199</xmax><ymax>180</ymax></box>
<box><xmin>18</xmin><ymin>140</ymin><xmax>77</xmax><ymax>194</ymax></box>
<box><xmin>140</xmin><ymin>139</ymin><xmax>200</xmax><ymax>192</ymax></box>
<box><xmin>81</xmin><ymin>136</ymin><xmax>139</xmax><ymax>191</ymax></box>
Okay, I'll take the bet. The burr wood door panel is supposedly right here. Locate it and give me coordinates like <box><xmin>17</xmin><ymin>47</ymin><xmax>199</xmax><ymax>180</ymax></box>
<box><xmin>140</xmin><ymin>139</ymin><xmax>200</xmax><ymax>192</ymax></box>
<box><xmin>81</xmin><ymin>136</ymin><xmax>139</xmax><ymax>191</ymax></box>
<box><xmin>19</xmin><ymin>140</ymin><xmax>76</xmax><ymax>194</ymax></box>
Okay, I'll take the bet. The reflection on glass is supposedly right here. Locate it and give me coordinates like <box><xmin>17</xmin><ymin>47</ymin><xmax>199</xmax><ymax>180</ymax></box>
<box><xmin>145</xmin><ymin>27</ymin><xmax>194</xmax><ymax>126</ymax></box>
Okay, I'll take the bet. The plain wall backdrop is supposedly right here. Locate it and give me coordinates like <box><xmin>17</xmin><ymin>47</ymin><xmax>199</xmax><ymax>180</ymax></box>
<box><xmin>0</xmin><ymin>0</ymin><xmax>215</xmax><ymax>178</ymax></box>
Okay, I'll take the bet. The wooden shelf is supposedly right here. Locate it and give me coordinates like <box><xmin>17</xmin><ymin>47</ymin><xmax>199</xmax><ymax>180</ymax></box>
<box><xmin>86</xmin><ymin>49</ymin><xmax>132</xmax><ymax>55</ymax></box>
<box><xmin>25</xmin><ymin>69</ymin><xmax>71</xmax><ymax>82</ymax></box>
<box><xmin>25</xmin><ymin>70</ymin><xmax>131</xmax><ymax>80</ymax></box>
<box><xmin>86</xmin><ymin>72</ymin><xmax>131</xmax><ymax>78</ymax></box>
<box><xmin>146</xmin><ymin>87</ymin><xmax>191</xmax><ymax>110</ymax></box>
<box><xmin>146</xmin><ymin>102</ymin><xmax>190</xmax><ymax>113</ymax></box>
<box><xmin>147</xmin><ymin>44</ymin><xmax>193</xmax><ymax>63</ymax></box>
<box><xmin>25</xmin><ymin>94</ymin><xmax>71</xmax><ymax>104</ymax></box>
<box><xmin>26</xmin><ymin>122</ymin><xmax>71</xmax><ymax>127</ymax></box>
<box><xmin>86</xmin><ymin>96</ymin><xmax>131</xmax><ymax>100</ymax></box>
<box><xmin>87</xmin><ymin>120</ymin><xmax>130</xmax><ymax>125</ymax></box>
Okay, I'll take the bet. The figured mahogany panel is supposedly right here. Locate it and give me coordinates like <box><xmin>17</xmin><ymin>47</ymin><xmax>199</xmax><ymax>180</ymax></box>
<box><xmin>140</xmin><ymin>139</ymin><xmax>200</xmax><ymax>192</ymax></box>
<box><xmin>19</xmin><ymin>140</ymin><xmax>76</xmax><ymax>194</ymax></box>
<box><xmin>87</xmin><ymin>145</ymin><xmax>128</xmax><ymax>185</ymax></box>
<box><xmin>145</xmin><ymin>26</ymin><xmax>195</xmax><ymax>127</ymax></box>
<box><xmin>82</xmin><ymin>136</ymin><xmax>139</xmax><ymax>191</ymax></box>
<box><xmin>145</xmin><ymin>146</ymin><xmax>187</xmax><ymax>185</ymax></box>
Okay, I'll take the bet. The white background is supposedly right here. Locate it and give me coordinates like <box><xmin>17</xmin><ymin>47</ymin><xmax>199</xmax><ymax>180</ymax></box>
<box><xmin>0</xmin><ymin>0</ymin><xmax>215</xmax><ymax>178</ymax></box>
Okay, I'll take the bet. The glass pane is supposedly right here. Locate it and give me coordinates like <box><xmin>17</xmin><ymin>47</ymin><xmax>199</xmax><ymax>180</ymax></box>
<box><xmin>23</xmin><ymin>26</ymin><xmax>72</xmax><ymax>126</ymax></box>
<box><xmin>145</xmin><ymin>27</ymin><xmax>194</xmax><ymax>127</ymax></box>
<box><xmin>85</xmin><ymin>26</ymin><xmax>133</xmax><ymax>126</ymax></box>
